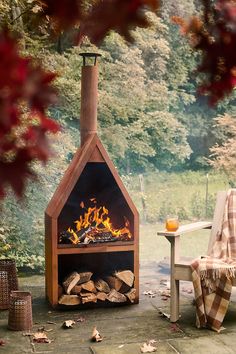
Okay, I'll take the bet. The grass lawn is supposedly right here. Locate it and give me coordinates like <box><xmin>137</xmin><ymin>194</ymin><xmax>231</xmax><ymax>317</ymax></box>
<box><xmin>140</xmin><ymin>222</ymin><xmax>211</xmax><ymax>264</ymax></box>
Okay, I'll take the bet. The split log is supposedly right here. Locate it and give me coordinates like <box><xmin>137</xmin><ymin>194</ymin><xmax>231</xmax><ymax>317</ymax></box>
<box><xmin>105</xmin><ymin>276</ymin><xmax>122</xmax><ymax>292</ymax></box>
<box><xmin>81</xmin><ymin>280</ymin><xmax>97</xmax><ymax>293</ymax></box>
<box><xmin>58</xmin><ymin>295</ymin><xmax>80</xmax><ymax>305</ymax></box>
<box><xmin>80</xmin><ymin>292</ymin><xmax>97</xmax><ymax>304</ymax></box>
<box><xmin>119</xmin><ymin>282</ymin><xmax>132</xmax><ymax>294</ymax></box>
<box><xmin>107</xmin><ymin>289</ymin><xmax>127</xmax><ymax>303</ymax></box>
<box><xmin>63</xmin><ymin>272</ymin><xmax>81</xmax><ymax>294</ymax></box>
<box><xmin>77</xmin><ymin>271</ymin><xmax>93</xmax><ymax>285</ymax></box>
<box><xmin>95</xmin><ymin>279</ymin><xmax>110</xmax><ymax>293</ymax></box>
<box><xmin>71</xmin><ymin>285</ymin><xmax>82</xmax><ymax>295</ymax></box>
<box><xmin>125</xmin><ymin>288</ymin><xmax>136</xmax><ymax>303</ymax></box>
<box><xmin>96</xmin><ymin>292</ymin><xmax>108</xmax><ymax>301</ymax></box>
<box><xmin>114</xmin><ymin>270</ymin><xmax>134</xmax><ymax>288</ymax></box>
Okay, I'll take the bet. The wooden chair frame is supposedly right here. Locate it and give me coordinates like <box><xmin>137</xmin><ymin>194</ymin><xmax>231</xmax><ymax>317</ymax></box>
<box><xmin>157</xmin><ymin>191</ymin><xmax>229</xmax><ymax>322</ymax></box>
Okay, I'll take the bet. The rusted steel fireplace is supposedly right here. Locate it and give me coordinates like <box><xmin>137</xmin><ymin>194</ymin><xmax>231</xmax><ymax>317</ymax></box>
<box><xmin>45</xmin><ymin>53</ymin><xmax>139</xmax><ymax>307</ymax></box>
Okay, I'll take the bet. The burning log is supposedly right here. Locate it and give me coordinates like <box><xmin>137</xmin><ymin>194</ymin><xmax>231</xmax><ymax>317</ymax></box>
<box><xmin>58</xmin><ymin>295</ymin><xmax>81</xmax><ymax>305</ymax></box>
<box><xmin>63</xmin><ymin>272</ymin><xmax>81</xmax><ymax>294</ymax></box>
<box><xmin>96</xmin><ymin>292</ymin><xmax>108</xmax><ymax>301</ymax></box>
<box><xmin>115</xmin><ymin>270</ymin><xmax>134</xmax><ymax>288</ymax></box>
<box><xmin>94</xmin><ymin>279</ymin><xmax>110</xmax><ymax>293</ymax></box>
<box><xmin>80</xmin><ymin>292</ymin><xmax>97</xmax><ymax>304</ymax></box>
<box><xmin>125</xmin><ymin>288</ymin><xmax>136</xmax><ymax>303</ymax></box>
<box><xmin>107</xmin><ymin>289</ymin><xmax>127</xmax><ymax>303</ymax></box>
<box><xmin>58</xmin><ymin>199</ymin><xmax>133</xmax><ymax>245</ymax></box>
<box><xmin>81</xmin><ymin>280</ymin><xmax>97</xmax><ymax>293</ymax></box>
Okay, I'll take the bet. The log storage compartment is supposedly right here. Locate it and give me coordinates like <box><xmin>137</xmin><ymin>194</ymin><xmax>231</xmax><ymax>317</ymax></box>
<box><xmin>45</xmin><ymin>53</ymin><xmax>139</xmax><ymax>307</ymax></box>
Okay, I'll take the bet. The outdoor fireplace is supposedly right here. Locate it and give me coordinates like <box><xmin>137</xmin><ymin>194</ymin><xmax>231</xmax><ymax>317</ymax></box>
<box><xmin>45</xmin><ymin>53</ymin><xmax>139</xmax><ymax>307</ymax></box>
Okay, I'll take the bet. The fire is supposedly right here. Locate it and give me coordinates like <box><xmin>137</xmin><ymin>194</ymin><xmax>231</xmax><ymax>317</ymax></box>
<box><xmin>60</xmin><ymin>199</ymin><xmax>132</xmax><ymax>245</ymax></box>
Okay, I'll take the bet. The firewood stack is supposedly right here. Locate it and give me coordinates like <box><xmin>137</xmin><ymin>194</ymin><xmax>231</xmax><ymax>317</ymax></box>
<box><xmin>58</xmin><ymin>270</ymin><xmax>136</xmax><ymax>305</ymax></box>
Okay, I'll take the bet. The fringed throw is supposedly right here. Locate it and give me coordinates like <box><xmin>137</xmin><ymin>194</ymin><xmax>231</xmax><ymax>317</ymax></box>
<box><xmin>191</xmin><ymin>189</ymin><xmax>236</xmax><ymax>332</ymax></box>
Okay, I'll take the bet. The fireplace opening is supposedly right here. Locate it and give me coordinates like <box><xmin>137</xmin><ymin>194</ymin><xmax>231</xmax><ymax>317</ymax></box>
<box><xmin>58</xmin><ymin>162</ymin><xmax>134</xmax><ymax>246</ymax></box>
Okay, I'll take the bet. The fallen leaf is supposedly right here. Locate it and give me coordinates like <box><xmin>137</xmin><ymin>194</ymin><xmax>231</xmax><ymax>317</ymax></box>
<box><xmin>169</xmin><ymin>323</ymin><xmax>183</xmax><ymax>333</ymax></box>
<box><xmin>76</xmin><ymin>316</ymin><xmax>85</xmax><ymax>323</ymax></box>
<box><xmin>91</xmin><ymin>327</ymin><xmax>103</xmax><ymax>342</ymax></box>
<box><xmin>140</xmin><ymin>341</ymin><xmax>157</xmax><ymax>353</ymax></box>
<box><xmin>0</xmin><ymin>339</ymin><xmax>5</xmax><ymax>346</ymax></box>
<box><xmin>143</xmin><ymin>290</ymin><xmax>157</xmax><ymax>297</ymax></box>
<box><xmin>22</xmin><ymin>332</ymin><xmax>33</xmax><ymax>337</ymax></box>
<box><xmin>62</xmin><ymin>320</ymin><xmax>75</xmax><ymax>329</ymax></box>
<box><xmin>158</xmin><ymin>310</ymin><xmax>170</xmax><ymax>319</ymax></box>
<box><xmin>149</xmin><ymin>340</ymin><xmax>157</xmax><ymax>345</ymax></box>
<box><xmin>37</xmin><ymin>326</ymin><xmax>45</xmax><ymax>332</ymax></box>
<box><xmin>33</xmin><ymin>331</ymin><xmax>52</xmax><ymax>343</ymax></box>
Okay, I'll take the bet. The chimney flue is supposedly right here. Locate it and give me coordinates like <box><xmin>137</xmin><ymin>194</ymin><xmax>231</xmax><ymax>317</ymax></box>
<box><xmin>79</xmin><ymin>53</ymin><xmax>101</xmax><ymax>146</ymax></box>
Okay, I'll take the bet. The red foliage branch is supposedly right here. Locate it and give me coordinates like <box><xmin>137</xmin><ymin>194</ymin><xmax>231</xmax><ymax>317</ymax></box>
<box><xmin>173</xmin><ymin>0</ymin><xmax>236</xmax><ymax>105</ymax></box>
<box><xmin>0</xmin><ymin>30</ymin><xmax>59</xmax><ymax>198</ymax></box>
<box><xmin>37</xmin><ymin>0</ymin><xmax>160</xmax><ymax>43</ymax></box>
<box><xmin>78</xmin><ymin>0</ymin><xmax>160</xmax><ymax>44</ymax></box>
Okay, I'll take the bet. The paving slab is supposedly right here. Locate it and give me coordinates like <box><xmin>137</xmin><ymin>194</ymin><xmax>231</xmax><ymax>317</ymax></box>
<box><xmin>1</xmin><ymin>262</ymin><xmax>236</xmax><ymax>353</ymax></box>
<box><xmin>170</xmin><ymin>333</ymin><xmax>236</xmax><ymax>354</ymax></box>
<box><xmin>90</xmin><ymin>341</ymin><xmax>176</xmax><ymax>354</ymax></box>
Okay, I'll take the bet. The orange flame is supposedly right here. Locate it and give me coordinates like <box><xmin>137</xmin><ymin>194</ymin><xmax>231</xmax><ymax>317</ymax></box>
<box><xmin>67</xmin><ymin>199</ymin><xmax>132</xmax><ymax>244</ymax></box>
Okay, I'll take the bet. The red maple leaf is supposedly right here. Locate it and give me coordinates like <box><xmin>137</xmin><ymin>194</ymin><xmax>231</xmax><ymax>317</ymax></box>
<box><xmin>173</xmin><ymin>0</ymin><xmax>236</xmax><ymax>105</ymax></box>
<box><xmin>78</xmin><ymin>0</ymin><xmax>160</xmax><ymax>44</ymax></box>
<box><xmin>0</xmin><ymin>30</ymin><xmax>60</xmax><ymax>198</ymax></box>
<box><xmin>37</xmin><ymin>0</ymin><xmax>83</xmax><ymax>30</ymax></box>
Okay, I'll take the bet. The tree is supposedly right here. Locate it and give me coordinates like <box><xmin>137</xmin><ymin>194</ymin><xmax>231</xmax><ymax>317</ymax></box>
<box><xmin>208</xmin><ymin>113</ymin><xmax>236</xmax><ymax>185</ymax></box>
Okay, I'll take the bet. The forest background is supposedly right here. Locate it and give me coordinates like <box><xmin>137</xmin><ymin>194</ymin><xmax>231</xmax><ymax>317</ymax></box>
<box><xmin>0</xmin><ymin>0</ymin><xmax>235</xmax><ymax>271</ymax></box>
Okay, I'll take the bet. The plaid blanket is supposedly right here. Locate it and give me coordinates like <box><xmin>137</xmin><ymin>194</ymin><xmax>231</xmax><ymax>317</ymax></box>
<box><xmin>191</xmin><ymin>189</ymin><xmax>236</xmax><ymax>332</ymax></box>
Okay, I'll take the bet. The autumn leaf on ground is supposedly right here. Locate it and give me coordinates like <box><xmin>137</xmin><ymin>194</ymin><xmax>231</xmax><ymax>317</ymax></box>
<box><xmin>76</xmin><ymin>316</ymin><xmax>85</xmax><ymax>323</ymax></box>
<box><xmin>62</xmin><ymin>320</ymin><xmax>76</xmax><ymax>329</ymax></box>
<box><xmin>33</xmin><ymin>331</ymin><xmax>53</xmax><ymax>343</ymax></box>
<box><xmin>140</xmin><ymin>340</ymin><xmax>157</xmax><ymax>353</ymax></box>
<box><xmin>91</xmin><ymin>327</ymin><xmax>103</xmax><ymax>342</ymax></box>
<box><xmin>170</xmin><ymin>323</ymin><xmax>183</xmax><ymax>333</ymax></box>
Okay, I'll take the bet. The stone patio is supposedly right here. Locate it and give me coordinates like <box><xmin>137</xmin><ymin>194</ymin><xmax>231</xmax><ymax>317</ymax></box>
<box><xmin>1</xmin><ymin>260</ymin><xmax>236</xmax><ymax>354</ymax></box>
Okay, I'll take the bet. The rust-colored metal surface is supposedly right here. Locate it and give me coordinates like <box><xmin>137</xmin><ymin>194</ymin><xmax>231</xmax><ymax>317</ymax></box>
<box><xmin>45</xmin><ymin>55</ymin><xmax>139</xmax><ymax>308</ymax></box>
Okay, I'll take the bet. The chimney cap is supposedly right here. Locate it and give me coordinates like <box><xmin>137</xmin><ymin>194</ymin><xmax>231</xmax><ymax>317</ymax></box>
<box><xmin>79</xmin><ymin>52</ymin><xmax>101</xmax><ymax>66</ymax></box>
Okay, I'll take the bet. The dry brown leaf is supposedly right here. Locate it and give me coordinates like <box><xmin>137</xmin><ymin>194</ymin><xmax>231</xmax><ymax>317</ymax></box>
<box><xmin>76</xmin><ymin>316</ymin><xmax>85</xmax><ymax>323</ymax></box>
<box><xmin>140</xmin><ymin>341</ymin><xmax>157</xmax><ymax>353</ymax></box>
<box><xmin>91</xmin><ymin>327</ymin><xmax>103</xmax><ymax>342</ymax></box>
<box><xmin>62</xmin><ymin>320</ymin><xmax>76</xmax><ymax>329</ymax></box>
<box><xmin>170</xmin><ymin>323</ymin><xmax>183</xmax><ymax>333</ymax></box>
<box><xmin>33</xmin><ymin>331</ymin><xmax>52</xmax><ymax>343</ymax></box>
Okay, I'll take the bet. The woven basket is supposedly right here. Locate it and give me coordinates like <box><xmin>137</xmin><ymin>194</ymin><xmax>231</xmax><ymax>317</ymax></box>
<box><xmin>8</xmin><ymin>291</ymin><xmax>33</xmax><ymax>331</ymax></box>
<box><xmin>0</xmin><ymin>271</ymin><xmax>9</xmax><ymax>309</ymax></box>
<box><xmin>0</xmin><ymin>259</ymin><xmax>18</xmax><ymax>309</ymax></box>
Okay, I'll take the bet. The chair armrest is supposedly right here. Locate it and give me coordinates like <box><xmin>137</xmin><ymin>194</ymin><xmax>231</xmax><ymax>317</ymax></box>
<box><xmin>157</xmin><ymin>221</ymin><xmax>212</xmax><ymax>238</ymax></box>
